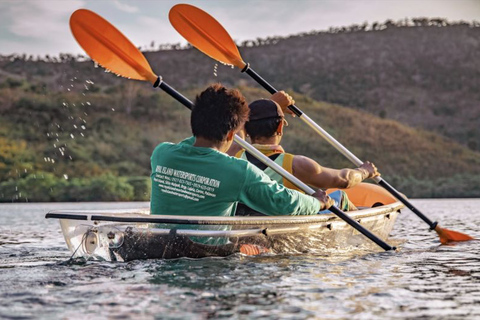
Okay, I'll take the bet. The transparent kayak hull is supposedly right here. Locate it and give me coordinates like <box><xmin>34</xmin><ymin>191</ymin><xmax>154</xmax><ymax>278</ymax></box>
<box><xmin>46</xmin><ymin>183</ymin><xmax>403</xmax><ymax>260</ymax></box>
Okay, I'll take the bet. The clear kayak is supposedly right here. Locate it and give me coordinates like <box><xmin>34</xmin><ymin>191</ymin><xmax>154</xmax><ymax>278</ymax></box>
<box><xmin>46</xmin><ymin>183</ymin><xmax>403</xmax><ymax>261</ymax></box>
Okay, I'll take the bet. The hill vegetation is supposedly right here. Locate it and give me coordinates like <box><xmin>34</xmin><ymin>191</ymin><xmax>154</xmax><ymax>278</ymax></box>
<box><xmin>2</xmin><ymin>18</ymin><xmax>478</xmax><ymax>150</ymax></box>
<box><xmin>1</xmin><ymin>18</ymin><xmax>479</xmax><ymax>201</ymax></box>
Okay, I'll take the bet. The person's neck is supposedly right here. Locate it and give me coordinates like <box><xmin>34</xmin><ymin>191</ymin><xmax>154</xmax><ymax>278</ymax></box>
<box><xmin>251</xmin><ymin>136</ymin><xmax>281</xmax><ymax>146</ymax></box>
<box><xmin>194</xmin><ymin>136</ymin><xmax>230</xmax><ymax>153</ymax></box>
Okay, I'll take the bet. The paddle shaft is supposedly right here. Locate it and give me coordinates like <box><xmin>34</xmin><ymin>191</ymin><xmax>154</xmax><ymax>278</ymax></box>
<box><xmin>153</xmin><ymin>77</ymin><xmax>395</xmax><ymax>251</ymax></box>
<box><xmin>377</xmin><ymin>179</ymin><xmax>436</xmax><ymax>229</ymax></box>
<box><xmin>242</xmin><ymin>64</ymin><xmax>437</xmax><ymax>231</ymax></box>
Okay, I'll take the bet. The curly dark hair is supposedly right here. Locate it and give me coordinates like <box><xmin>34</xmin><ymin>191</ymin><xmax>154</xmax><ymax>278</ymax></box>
<box><xmin>245</xmin><ymin>117</ymin><xmax>283</xmax><ymax>140</ymax></box>
<box><xmin>191</xmin><ymin>84</ymin><xmax>249</xmax><ymax>142</ymax></box>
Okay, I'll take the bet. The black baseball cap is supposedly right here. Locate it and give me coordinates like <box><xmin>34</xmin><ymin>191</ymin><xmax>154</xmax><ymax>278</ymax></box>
<box><xmin>248</xmin><ymin>99</ymin><xmax>284</xmax><ymax>121</ymax></box>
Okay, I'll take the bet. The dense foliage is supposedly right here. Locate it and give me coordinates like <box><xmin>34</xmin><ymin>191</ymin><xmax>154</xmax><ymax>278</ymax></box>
<box><xmin>1</xmin><ymin>79</ymin><xmax>479</xmax><ymax>201</ymax></box>
<box><xmin>1</xmin><ymin>19</ymin><xmax>479</xmax><ymax>201</ymax></box>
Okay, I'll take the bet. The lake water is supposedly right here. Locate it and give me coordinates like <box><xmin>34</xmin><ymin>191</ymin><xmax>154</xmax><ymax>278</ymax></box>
<box><xmin>0</xmin><ymin>199</ymin><xmax>479</xmax><ymax>319</ymax></box>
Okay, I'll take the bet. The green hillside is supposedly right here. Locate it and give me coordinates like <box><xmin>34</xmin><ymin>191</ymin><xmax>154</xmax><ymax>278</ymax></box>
<box><xmin>2</xmin><ymin>21</ymin><xmax>478</xmax><ymax>151</ymax></box>
<box><xmin>1</xmin><ymin>19</ymin><xmax>479</xmax><ymax>201</ymax></box>
<box><xmin>1</xmin><ymin>78</ymin><xmax>479</xmax><ymax>201</ymax></box>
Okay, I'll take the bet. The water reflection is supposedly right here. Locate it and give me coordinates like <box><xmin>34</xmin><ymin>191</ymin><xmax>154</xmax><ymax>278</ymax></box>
<box><xmin>0</xmin><ymin>200</ymin><xmax>479</xmax><ymax>319</ymax></box>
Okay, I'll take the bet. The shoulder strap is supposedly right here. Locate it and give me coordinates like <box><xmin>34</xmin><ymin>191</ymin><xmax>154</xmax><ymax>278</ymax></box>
<box><xmin>235</xmin><ymin>149</ymin><xmax>244</xmax><ymax>158</ymax></box>
<box><xmin>245</xmin><ymin>152</ymin><xmax>280</xmax><ymax>171</ymax></box>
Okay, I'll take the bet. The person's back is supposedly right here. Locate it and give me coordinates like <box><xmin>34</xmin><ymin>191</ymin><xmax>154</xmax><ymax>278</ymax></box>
<box><xmin>150</xmin><ymin>84</ymin><xmax>331</xmax><ymax>244</ymax></box>
<box><xmin>151</xmin><ymin>136</ymin><xmax>316</xmax><ymax>218</ymax></box>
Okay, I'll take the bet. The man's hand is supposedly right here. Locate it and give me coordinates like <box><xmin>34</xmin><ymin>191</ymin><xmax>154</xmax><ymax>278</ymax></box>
<box><xmin>358</xmin><ymin>161</ymin><xmax>380</xmax><ymax>179</ymax></box>
<box><xmin>311</xmin><ymin>189</ymin><xmax>335</xmax><ymax>211</ymax></box>
<box><xmin>271</xmin><ymin>91</ymin><xmax>295</xmax><ymax>116</ymax></box>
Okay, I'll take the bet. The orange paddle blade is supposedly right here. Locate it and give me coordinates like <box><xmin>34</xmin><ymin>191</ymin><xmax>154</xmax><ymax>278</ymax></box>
<box><xmin>169</xmin><ymin>4</ymin><xmax>247</xmax><ymax>69</ymax></box>
<box><xmin>434</xmin><ymin>225</ymin><xmax>475</xmax><ymax>244</ymax></box>
<box><xmin>70</xmin><ymin>9</ymin><xmax>157</xmax><ymax>84</ymax></box>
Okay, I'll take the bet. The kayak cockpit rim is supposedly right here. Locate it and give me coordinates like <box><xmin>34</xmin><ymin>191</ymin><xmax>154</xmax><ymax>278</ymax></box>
<box><xmin>45</xmin><ymin>202</ymin><xmax>403</xmax><ymax>226</ymax></box>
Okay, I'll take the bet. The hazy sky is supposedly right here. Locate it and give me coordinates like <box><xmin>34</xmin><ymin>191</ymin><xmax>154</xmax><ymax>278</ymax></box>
<box><xmin>0</xmin><ymin>0</ymin><xmax>479</xmax><ymax>56</ymax></box>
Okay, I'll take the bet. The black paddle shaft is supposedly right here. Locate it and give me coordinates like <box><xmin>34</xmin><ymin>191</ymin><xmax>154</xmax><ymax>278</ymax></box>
<box><xmin>328</xmin><ymin>206</ymin><xmax>396</xmax><ymax>251</ymax></box>
<box><xmin>242</xmin><ymin>64</ymin><xmax>304</xmax><ymax>117</ymax></box>
<box><xmin>378</xmin><ymin>179</ymin><xmax>437</xmax><ymax>230</ymax></box>
<box><xmin>154</xmin><ymin>77</ymin><xmax>194</xmax><ymax>110</ymax></box>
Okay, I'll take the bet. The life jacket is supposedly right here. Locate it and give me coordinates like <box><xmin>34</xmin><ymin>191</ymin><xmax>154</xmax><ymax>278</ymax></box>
<box><xmin>235</xmin><ymin>145</ymin><xmax>303</xmax><ymax>193</ymax></box>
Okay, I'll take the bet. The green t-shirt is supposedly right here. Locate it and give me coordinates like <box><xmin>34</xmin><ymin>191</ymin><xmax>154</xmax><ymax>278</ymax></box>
<box><xmin>150</xmin><ymin>136</ymin><xmax>320</xmax><ymax>244</ymax></box>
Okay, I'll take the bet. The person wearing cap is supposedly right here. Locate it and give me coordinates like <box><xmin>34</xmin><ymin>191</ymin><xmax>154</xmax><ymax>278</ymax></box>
<box><xmin>230</xmin><ymin>91</ymin><xmax>380</xmax><ymax>215</ymax></box>
<box><xmin>150</xmin><ymin>84</ymin><xmax>335</xmax><ymax>245</ymax></box>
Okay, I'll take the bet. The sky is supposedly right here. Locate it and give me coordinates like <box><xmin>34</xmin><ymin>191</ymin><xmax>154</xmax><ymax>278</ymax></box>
<box><xmin>0</xmin><ymin>0</ymin><xmax>479</xmax><ymax>56</ymax></box>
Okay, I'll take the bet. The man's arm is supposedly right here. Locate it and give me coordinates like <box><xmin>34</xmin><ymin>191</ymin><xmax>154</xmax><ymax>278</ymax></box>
<box><xmin>293</xmin><ymin>155</ymin><xmax>380</xmax><ymax>189</ymax></box>
<box><xmin>238</xmin><ymin>163</ymin><xmax>334</xmax><ymax>215</ymax></box>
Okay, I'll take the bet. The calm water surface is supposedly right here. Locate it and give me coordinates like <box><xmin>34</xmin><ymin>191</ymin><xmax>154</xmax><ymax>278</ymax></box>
<box><xmin>0</xmin><ymin>200</ymin><xmax>479</xmax><ymax>319</ymax></box>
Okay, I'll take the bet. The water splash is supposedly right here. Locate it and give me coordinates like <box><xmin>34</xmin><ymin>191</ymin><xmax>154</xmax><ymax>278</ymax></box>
<box><xmin>213</xmin><ymin>63</ymin><xmax>218</xmax><ymax>77</ymax></box>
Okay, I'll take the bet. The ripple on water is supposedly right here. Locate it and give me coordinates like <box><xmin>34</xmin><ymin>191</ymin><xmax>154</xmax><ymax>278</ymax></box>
<box><xmin>0</xmin><ymin>200</ymin><xmax>479</xmax><ymax>319</ymax></box>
